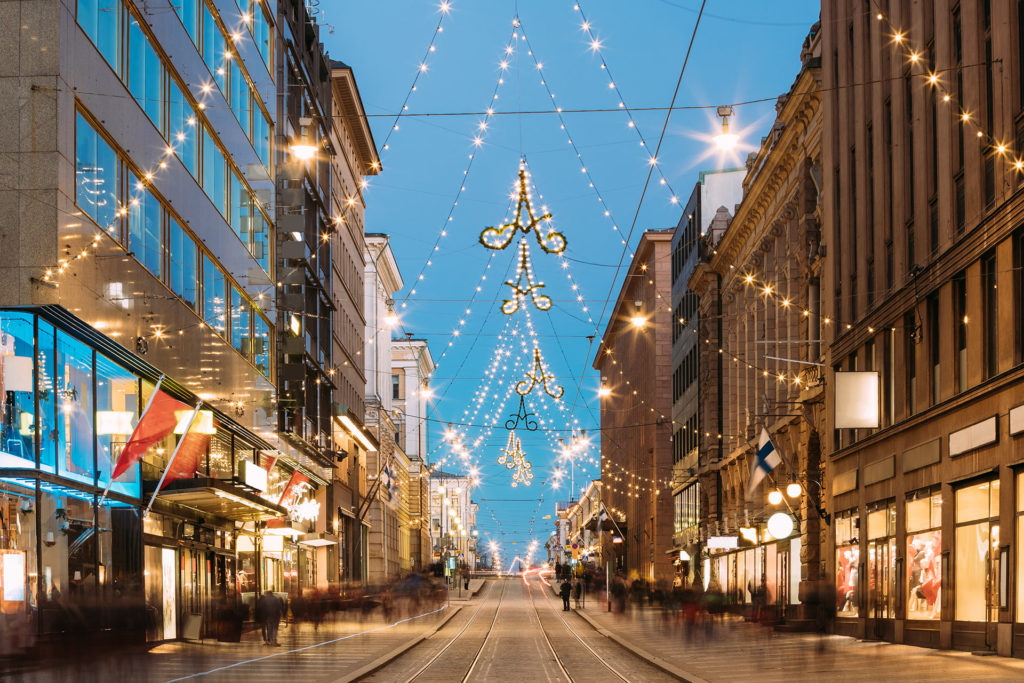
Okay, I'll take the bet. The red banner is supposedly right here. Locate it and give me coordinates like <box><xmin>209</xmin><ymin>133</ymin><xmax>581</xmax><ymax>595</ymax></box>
<box><xmin>158</xmin><ymin>431</ymin><xmax>211</xmax><ymax>490</ymax></box>
<box><xmin>278</xmin><ymin>471</ymin><xmax>310</xmax><ymax>508</ymax></box>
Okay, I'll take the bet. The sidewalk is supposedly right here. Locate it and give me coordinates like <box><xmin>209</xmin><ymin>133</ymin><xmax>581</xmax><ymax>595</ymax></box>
<box><xmin>574</xmin><ymin>603</ymin><xmax>1024</xmax><ymax>682</ymax></box>
<box><xmin>12</xmin><ymin>604</ymin><xmax>456</xmax><ymax>682</ymax></box>
<box><xmin>449</xmin><ymin>578</ymin><xmax>486</xmax><ymax>601</ymax></box>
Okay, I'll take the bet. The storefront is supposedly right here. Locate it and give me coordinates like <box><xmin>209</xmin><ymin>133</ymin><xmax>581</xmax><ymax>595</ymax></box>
<box><xmin>705</xmin><ymin>523</ymin><xmax>801</xmax><ymax>617</ymax></box>
<box><xmin>0</xmin><ymin>307</ymin><xmax>285</xmax><ymax>649</ymax></box>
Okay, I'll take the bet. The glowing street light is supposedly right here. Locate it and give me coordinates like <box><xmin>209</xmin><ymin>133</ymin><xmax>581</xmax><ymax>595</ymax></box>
<box><xmin>714</xmin><ymin>105</ymin><xmax>739</xmax><ymax>151</ymax></box>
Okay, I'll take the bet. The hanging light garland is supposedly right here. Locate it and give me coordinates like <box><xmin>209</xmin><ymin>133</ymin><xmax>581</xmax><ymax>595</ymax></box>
<box><xmin>480</xmin><ymin>167</ymin><xmax>565</xmax><ymax>254</ymax></box>
<box><xmin>498</xmin><ymin>430</ymin><xmax>534</xmax><ymax>487</ymax></box>
<box><xmin>502</xmin><ymin>239</ymin><xmax>551</xmax><ymax>314</ymax></box>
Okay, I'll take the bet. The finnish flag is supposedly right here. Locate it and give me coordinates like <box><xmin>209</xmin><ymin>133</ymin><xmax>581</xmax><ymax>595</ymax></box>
<box><xmin>748</xmin><ymin>427</ymin><xmax>782</xmax><ymax>496</ymax></box>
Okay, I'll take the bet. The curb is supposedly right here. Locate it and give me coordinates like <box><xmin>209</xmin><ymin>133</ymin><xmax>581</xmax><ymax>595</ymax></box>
<box><xmin>335</xmin><ymin>604</ymin><xmax>463</xmax><ymax>683</ymax></box>
<box><xmin>572</xmin><ymin>608</ymin><xmax>708</xmax><ymax>683</ymax></box>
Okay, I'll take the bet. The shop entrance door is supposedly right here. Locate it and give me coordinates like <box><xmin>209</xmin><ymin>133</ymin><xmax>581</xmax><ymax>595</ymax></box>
<box><xmin>777</xmin><ymin>547</ymin><xmax>790</xmax><ymax>608</ymax></box>
<box><xmin>161</xmin><ymin>547</ymin><xmax>177</xmax><ymax>640</ymax></box>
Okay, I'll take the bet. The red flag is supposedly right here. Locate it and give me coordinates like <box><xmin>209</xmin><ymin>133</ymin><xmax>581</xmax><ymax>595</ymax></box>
<box><xmin>159</xmin><ymin>430</ymin><xmax>211</xmax><ymax>489</ymax></box>
<box><xmin>111</xmin><ymin>386</ymin><xmax>189</xmax><ymax>480</ymax></box>
<box><xmin>279</xmin><ymin>471</ymin><xmax>310</xmax><ymax>508</ymax></box>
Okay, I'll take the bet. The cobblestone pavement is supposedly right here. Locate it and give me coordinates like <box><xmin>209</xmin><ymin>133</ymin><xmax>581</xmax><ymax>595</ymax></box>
<box><xmin>577</xmin><ymin>601</ymin><xmax>1024</xmax><ymax>682</ymax></box>
<box><xmin>8</xmin><ymin>601</ymin><xmax>454</xmax><ymax>683</ymax></box>
<box><xmin>365</xmin><ymin>576</ymin><xmax>675</xmax><ymax>682</ymax></box>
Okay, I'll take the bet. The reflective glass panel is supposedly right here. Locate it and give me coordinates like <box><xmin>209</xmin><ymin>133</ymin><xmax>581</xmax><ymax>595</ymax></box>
<box><xmin>253</xmin><ymin>313</ymin><xmax>270</xmax><ymax>378</ymax></box>
<box><xmin>168</xmin><ymin>218</ymin><xmax>198</xmax><ymax>309</ymax></box>
<box><xmin>167</xmin><ymin>82</ymin><xmax>198</xmax><ymax>177</ymax></box>
<box><xmin>56</xmin><ymin>332</ymin><xmax>94</xmax><ymax>486</ymax></box>
<box><xmin>174</xmin><ymin>0</ymin><xmax>199</xmax><ymax>45</ymax></box>
<box><xmin>230</xmin><ymin>286</ymin><xmax>251</xmax><ymax>359</ymax></box>
<box><xmin>127</xmin><ymin>16</ymin><xmax>164</xmax><ymax>130</ymax></box>
<box><xmin>202</xmin><ymin>128</ymin><xmax>227</xmax><ymax>216</ymax></box>
<box><xmin>37</xmin><ymin>320</ymin><xmax>56</xmax><ymax>473</ymax></box>
<box><xmin>95</xmin><ymin>354</ymin><xmax>140</xmax><ymax>498</ymax></box>
<box><xmin>77</xmin><ymin>0</ymin><xmax>120</xmax><ymax>71</ymax></box>
<box><xmin>907</xmin><ymin>530</ymin><xmax>941</xmax><ymax>620</ymax></box>
<box><xmin>0</xmin><ymin>312</ymin><xmax>36</xmax><ymax>469</ymax></box>
<box><xmin>203</xmin><ymin>255</ymin><xmax>226</xmax><ymax>335</ymax></box>
<box><xmin>75</xmin><ymin>112</ymin><xmax>119</xmax><ymax>238</ymax></box>
<box><xmin>127</xmin><ymin>172</ymin><xmax>163</xmax><ymax>278</ymax></box>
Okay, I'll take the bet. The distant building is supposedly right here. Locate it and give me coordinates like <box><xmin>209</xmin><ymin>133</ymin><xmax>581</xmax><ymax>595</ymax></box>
<box><xmin>670</xmin><ymin>169</ymin><xmax>744</xmax><ymax>586</ymax></box>
<box><xmin>594</xmin><ymin>229</ymin><xmax>675</xmax><ymax>582</ymax></box>
<box><xmin>429</xmin><ymin>470</ymin><xmax>478</xmax><ymax>570</ymax></box>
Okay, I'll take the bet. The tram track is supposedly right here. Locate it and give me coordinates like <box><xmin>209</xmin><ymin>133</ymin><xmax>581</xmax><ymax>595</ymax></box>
<box><xmin>401</xmin><ymin>578</ymin><xmax>509</xmax><ymax>683</ymax></box>
<box><xmin>524</xmin><ymin>573</ymin><xmax>633</xmax><ymax>682</ymax></box>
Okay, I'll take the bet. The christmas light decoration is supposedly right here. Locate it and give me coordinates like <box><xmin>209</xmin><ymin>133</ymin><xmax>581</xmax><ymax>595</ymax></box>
<box><xmin>502</xmin><ymin>239</ymin><xmax>551</xmax><ymax>314</ymax></box>
<box><xmin>516</xmin><ymin>346</ymin><xmax>563</xmax><ymax>399</ymax></box>
<box><xmin>505</xmin><ymin>395</ymin><xmax>539</xmax><ymax>432</ymax></box>
<box><xmin>479</xmin><ymin>167</ymin><xmax>565</xmax><ymax>254</ymax></box>
<box><xmin>498</xmin><ymin>430</ymin><xmax>534</xmax><ymax>487</ymax></box>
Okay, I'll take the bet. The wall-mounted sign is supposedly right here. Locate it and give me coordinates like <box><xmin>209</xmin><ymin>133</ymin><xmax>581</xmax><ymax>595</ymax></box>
<box><xmin>707</xmin><ymin>536</ymin><xmax>739</xmax><ymax>549</ymax></box>
<box><xmin>241</xmin><ymin>461</ymin><xmax>268</xmax><ymax>493</ymax></box>
<box><xmin>834</xmin><ymin>371</ymin><xmax>880</xmax><ymax>429</ymax></box>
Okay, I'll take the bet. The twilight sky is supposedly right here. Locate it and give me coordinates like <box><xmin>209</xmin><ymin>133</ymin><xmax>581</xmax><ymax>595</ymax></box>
<box><xmin>327</xmin><ymin>0</ymin><xmax>819</xmax><ymax>559</ymax></box>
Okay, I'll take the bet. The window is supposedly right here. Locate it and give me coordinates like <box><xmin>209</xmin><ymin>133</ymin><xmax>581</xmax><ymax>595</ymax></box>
<box><xmin>392</xmin><ymin>374</ymin><xmax>401</xmax><ymax>400</ymax></box>
<box><xmin>77</xmin><ymin>0</ymin><xmax>120</xmax><ymax>72</ymax></box>
<box><xmin>230</xmin><ymin>61</ymin><xmax>252</xmax><ymax>139</ymax></box>
<box><xmin>203</xmin><ymin>254</ymin><xmax>226</xmax><ymax>335</ymax></box>
<box><xmin>1016</xmin><ymin>231</ymin><xmax>1024</xmax><ymax>363</ymax></box>
<box><xmin>127</xmin><ymin>15</ymin><xmax>164</xmax><ymax>131</ymax></box>
<box><xmin>954</xmin><ymin>272</ymin><xmax>967</xmax><ymax>392</ymax></box>
<box><xmin>229</xmin><ymin>169</ymin><xmax>250</xmax><ymax>247</ymax></box>
<box><xmin>673</xmin><ymin>483</ymin><xmax>700</xmax><ymax>534</ymax></box>
<box><xmin>127</xmin><ymin>172</ymin><xmax>163</xmax><ymax>278</ymax></box>
<box><xmin>96</xmin><ymin>353</ymin><xmax>140</xmax><ymax>498</ymax></box>
<box><xmin>250</xmin><ymin>0</ymin><xmax>272</xmax><ymax>70</ymax></box>
<box><xmin>927</xmin><ymin>294</ymin><xmax>939</xmax><ymax>405</ymax></box>
<box><xmin>38</xmin><ymin>319</ymin><xmax>56</xmax><ymax>473</ymax></box>
<box><xmin>202</xmin><ymin>3</ymin><xmax>228</xmax><ymax>94</ymax></box>
<box><xmin>867</xmin><ymin>501</ymin><xmax>896</xmax><ymax>619</ymax></box>
<box><xmin>75</xmin><ymin>112</ymin><xmax>120</xmax><ymax>238</ymax></box>
<box><xmin>56</xmin><ymin>331</ymin><xmax>95</xmax><ymax>486</ymax></box>
<box><xmin>175</xmin><ymin>0</ymin><xmax>199</xmax><ymax>46</ymax></box>
<box><xmin>254</xmin><ymin>108</ymin><xmax>271</xmax><ymax>168</ymax></box>
<box><xmin>907</xmin><ymin>489</ymin><xmax>942</xmax><ymax>620</ymax></box>
<box><xmin>835</xmin><ymin>510</ymin><xmax>860</xmax><ymax>617</ymax></box>
<box><xmin>253</xmin><ymin>311</ymin><xmax>271</xmax><ymax>378</ymax></box>
<box><xmin>202</xmin><ymin>127</ymin><xmax>227</xmax><ymax>216</ymax></box>
<box><xmin>0</xmin><ymin>312</ymin><xmax>37</xmax><ymax>470</ymax></box>
<box><xmin>167</xmin><ymin>81</ymin><xmax>198</xmax><ymax>177</ymax></box>
<box><xmin>905</xmin><ymin>311</ymin><xmax>918</xmax><ymax>414</ymax></box>
<box><xmin>982</xmin><ymin>251</ymin><xmax>998</xmax><ymax>378</ymax></box>
<box><xmin>252</xmin><ymin>207</ymin><xmax>270</xmax><ymax>273</ymax></box>
<box><xmin>168</xmin><ymin>218</ymin><xmax>198</xmax><ymax>308</ymax></box>
<box><xmin>231</xmin><ymin>286</ymin><xmax>251</xmax><ymax>359</ymax></box>
<box><xmin>955</xmin><ymin>479</ymin><xmax>999</xmax><ymax>622</ymax></box>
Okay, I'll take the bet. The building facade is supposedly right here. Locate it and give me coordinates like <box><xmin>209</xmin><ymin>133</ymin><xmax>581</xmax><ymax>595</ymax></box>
<box><xmin>670</xmin><ymin>169</ymin><xmax>744</xmax><ymax>586</ymax></box>
<box><xmin>392</xmin><ymin>337</ymin><xmax>435</xmax><ymax>570</ymax></box>
<box><xmin>821</xmin><ymin>0</ymin><xmax>1024</xmax><ymax>655</ymax></box>
<box><xmin>689</xmin><ymin>24</ymin><xmax>823</xmax><ymax>616</ymax></box>
<box><xmin>594</xmin><ymin>229</ymin><xmax>675</xmax><ymax>582</ymax></box>
<box><xmin>429</xmin><ymin>470</ymin><xmax>477</xmax><ymax>571</ymax></box>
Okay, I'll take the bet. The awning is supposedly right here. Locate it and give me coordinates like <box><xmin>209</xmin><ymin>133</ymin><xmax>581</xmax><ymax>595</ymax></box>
<box><xmin>299</xmin><ymin>532</ymin><xmax>339</xmax><ymax>547</ymax></box>
<box><xmin>150</xmin><ymin>478</ymin><xmax>286</xmax><ymax>521</ymax></box>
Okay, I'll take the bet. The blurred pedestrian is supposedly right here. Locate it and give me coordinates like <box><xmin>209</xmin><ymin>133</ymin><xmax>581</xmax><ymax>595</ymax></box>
<box><xmin>560</xmin><ymin>578</ymin><xmax>572</xmax><ymax>611</ymax></box>
<box><xmin>256</xmin><ymin>590</ymin><xmax>283</xmax><ymax>645</ymax></box>
<box><xmin>573</xmin><ymin>580</ymin><xmax>582</xmax><ymax>609</ymax></box>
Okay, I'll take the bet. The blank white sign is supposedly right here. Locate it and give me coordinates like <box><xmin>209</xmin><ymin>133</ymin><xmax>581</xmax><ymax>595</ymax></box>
<box><xmin>835</xmin><ymin>371</ymin><xmax>880</xmax><ymax>429</ymax></box>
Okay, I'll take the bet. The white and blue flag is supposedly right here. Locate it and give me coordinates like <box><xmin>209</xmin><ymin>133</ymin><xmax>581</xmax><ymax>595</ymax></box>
<box><xmin>748</xmin><ymin>427</ymin><xmax>782</xmax><ymax>496</ymax></box>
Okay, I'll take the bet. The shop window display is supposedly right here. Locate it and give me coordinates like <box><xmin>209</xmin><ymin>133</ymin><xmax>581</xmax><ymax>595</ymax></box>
<box><xmin>907</xmin><ymin>489</ymin><xmax>942</xmax><ymax>620</ymax></box>
<box><xmin>95</xmin><ymin>355</ymin><xmax>140</xmax><ymax>498</ymax></box>
<box><xmin>0</xmin><ymin>312</ymin><xmax>37</xmax><ymax>469</ymax></box>
<box><xmin>56</xmin><ymin>332</ymin><xmax>95</xmax><ymax>487</ymax></box>
<box><xmin>1015</xmin><ymin>472</ymin><xmax>1024</xmax><ymax>623</ymax></box>
<box><xmin>955</xmin><ymin>480</ymin><xmax>999</xmax><ymax>622</ymax></box>
<box><xmin>37</xmin><ymin>321</ymin><xmax>57</xmax><ymax>474</ymax></box>
<box><xmin>0</xmin><ymin>486</ymin><xmax>38</xmax><ymax>650</ymax></box>
<box><xmin>835</xmin><ymin>510</ymin><xmax>860</xmax><ymax>617</ymax></box>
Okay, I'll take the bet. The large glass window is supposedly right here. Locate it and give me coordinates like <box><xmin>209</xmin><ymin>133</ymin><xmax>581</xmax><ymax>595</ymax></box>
<box><xmin>867</xmin><ymin>502</ymin><xmax>896</xmax><ymax>619</ymax></box>
<box><xmin>231</xmin><ymin>287</ymin><xmax>251</xmax><ymax>359</ymax></box>
<box><xmin>202</xmin><ymin>127</ymin><xmax>227</xmax><ymax>216</ymax></box>
<box><xmin>230</xmin><ymin>61</ymin><xmax>252</xmax><ymax>138</ymax></box>
<box><xmin>127</xmin><ymin>173</ymin><xmax>163</xmax><ymax>278</ymax></box>
<box><xmin>174</xmin><ymin>0</ymin><xmax>199</xmax><ymax>45</ymax></box>
<box><xmin>252</xmin><ymin>208</ymin><xmax>270</xmax><ymax>273</ymax></box>
<box><xmin>75</xmin><ymin>112</ymin><xmax>120</xmax><ymax>238</ymax></box>
<box><xmin>253</xmin><ymin>312</ymin><xmax>271</xmax><ymax>378</ymax></box>
<box><xmin>1015</xmin><ymin>472</ymin><xmax>1024</xmax><ymax>623</ymax></box>
<box><xmin>229</xmin><ymin>170</ymin><xmax>251</xmax><ymax>248</ymax></box>
<box><xmin>167</xmin><ymin>82</ymin><xmax>198</xmax><ymax>177</ymax></box>
<box><xmin>254</xmin><ymin>108</ymin><xmax>271</xmax><ymax>169</ymax></box>
<box><xmin>250</xmin><ymin>0</ymin><xmax>272</xmax><ymax>70</ymax></box>
<box><xmin>955</xmin><ymin>479</ymin><xmax>1000</xmax><ymax>622</ymax></box>
<box><xmin>907</xmin><ymin>489</ymin><xmax>942</xmax><ymax>620</ymax></box>
<box><xmin>77</xmin><ymin>0</ymin><xmax>120</xmax><ymax>72</ymax></box>
<box><xmin>202</xmin><ymin>4</ymin><xmax>228</xmax><ymax>93</ymax></box>
<box><xmin>673</xmin><ymin>483</ymin><xmax>700</xmax><ymax>534</ymax></box>
<box><xmin>96</xmin><ymin>354</ymin><xmax>140</xmax><ymax>498</ymax></box>
<box><xmin>203</xmin><ymin>255</ymin><xmax>226</xmax><ymax>336</ymax></box>
<box><xmin>127</xmin><ymin>15</ymin><xmax>164</xmax><ymax>131</ymax></box>
<box><xmin>56</xmin><ymin>331</ymin><xmax>95</xmax><ymax>486</ymax></box>
<box><xmin>37</xmin><ymin>320</ymin><xmax>56</xmax><ymax>473</ymax></box>
<box><xmin>168</xmin><ymin>218</ymin><xmax>198</xmax><ymax>309</ymax></box>
<box><xmin>835</xmin><ymin>510</ymin><xmax>860</xmax><ymax>617</ymax></box>
<box><xmin>0</xmin><ymin>312</ymin><xmax>37</xmax><ymax>469</ymax></box>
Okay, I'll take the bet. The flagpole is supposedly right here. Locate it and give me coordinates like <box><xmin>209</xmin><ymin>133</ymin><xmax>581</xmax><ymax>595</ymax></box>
<box><xmin>144</xmin><ymin>402</ymin><xmax>201</xmax><ymax>517</ymax></box>
<box><xmin>100</xmin><ymin>374</ymin><xmax>166</xmax><ymax>504</ymax></box>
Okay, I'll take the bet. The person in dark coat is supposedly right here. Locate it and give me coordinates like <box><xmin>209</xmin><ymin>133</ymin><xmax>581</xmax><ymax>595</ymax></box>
<box><xmin>573</xmin><ymin>580</ymin><xmax>582</xmax><ymax>609</ymax></box>
<box><xmin>559</xmin><ymin>579</ymin><xmax>572</xmax><ymax>611</ymax></box>
<box><xmin>256</xmin><ymin>590</ymin><xmax>284</xmax><ymax>645</ymax></box>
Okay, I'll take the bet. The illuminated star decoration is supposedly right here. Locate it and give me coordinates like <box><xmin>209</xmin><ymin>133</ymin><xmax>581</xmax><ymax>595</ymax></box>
<box><xmin>479</xmin><ymin>167</ymin><xmax>565</xmax><ymax>254</ymax></box>
<box><xmin>502</xmin><ymin>239</ymin><xmax>551</xmax><ymax>314</ymax></box>
<box><xmin>516</xmin><ymin>346</ymin><xmax>564</xmax><ymax>399</ymax></box>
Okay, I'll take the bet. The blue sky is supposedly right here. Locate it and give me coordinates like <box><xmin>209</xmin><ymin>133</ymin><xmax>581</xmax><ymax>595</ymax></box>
<box><xmin>327</xmin><ymin>0</ymin><xmax>819</xmax><ymax>558</ymax></box>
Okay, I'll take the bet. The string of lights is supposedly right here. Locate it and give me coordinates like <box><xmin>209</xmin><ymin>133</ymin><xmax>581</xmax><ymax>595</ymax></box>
<box><xmin>375</xmin><ymin>1</ymin><xmax>453</xmax><ymax>155</ymax></box>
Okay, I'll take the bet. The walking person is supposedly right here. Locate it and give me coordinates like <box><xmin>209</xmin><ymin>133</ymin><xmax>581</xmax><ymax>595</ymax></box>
<box><xmin>573</xmin><ymin>580</ymin><xmax>582</xmax><ymax>609</ymax></box>
<box><xmin>257</xmin><ymin>590</ymin><xmax>283</xmax><ymax>645</ymax></box>
<box><xmin>560</xmin><ymin>578</ymin><xmax>572</xmax><ymax>611</ymax></box>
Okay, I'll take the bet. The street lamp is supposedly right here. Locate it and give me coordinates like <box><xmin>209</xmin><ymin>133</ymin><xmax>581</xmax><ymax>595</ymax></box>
<box><xmin>786</xmin><ymin>481</ymin><xmax>802</xmax><ymax>498</ymax></box>
<box><xmin>768</xmin><ymin>489</ymin><xmax>783</xmax><ymax>505</ymax></box>
<box><xmin>714</xmin><ymin>105</ymin><xmax>739</xmax><ymax>151</ymax></box>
